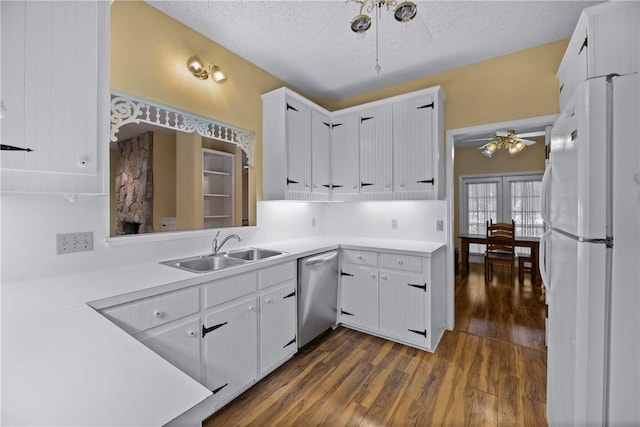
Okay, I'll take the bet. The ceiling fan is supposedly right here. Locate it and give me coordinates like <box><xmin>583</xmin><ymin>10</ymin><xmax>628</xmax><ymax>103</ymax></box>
<box><xmin>467</xmin><ymin>129</ymin><xmax>544</xmax><ymax>157</ymax></box>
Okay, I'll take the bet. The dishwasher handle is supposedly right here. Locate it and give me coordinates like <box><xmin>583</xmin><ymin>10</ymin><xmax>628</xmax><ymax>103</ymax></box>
<box><xmin>302</xmin><ymin>251</ymin><xmax>338</xmax><ymax>266</ymax></box>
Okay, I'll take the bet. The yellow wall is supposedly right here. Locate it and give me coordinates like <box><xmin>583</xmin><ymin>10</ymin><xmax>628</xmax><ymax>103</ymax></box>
<box><xmin>110</xmin><ymin>0</ymin><xmax>303</xmax><ymax>226</ymax></box>
<box><xmin>176</xmin><ymin>132</ymin><xmax>203</xmax><ymax>230</ymax></box>
<box><xmin>453</xmin><ymin>138</ymin><xmax>546</xmax><ymax>240</ymax></box>
<box><xmin>322</xmin><ymin>40</ymin><xmax>567</xmax><ymax>130</ymax></box>
<box><xmin>152</xmin><ymin>131</ymin><xmax>177</xmax><ymax>232</ymax></box>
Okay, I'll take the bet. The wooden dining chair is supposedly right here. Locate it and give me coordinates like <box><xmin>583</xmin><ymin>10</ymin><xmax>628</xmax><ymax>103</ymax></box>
<box><xmin>484</xmin><ymin>219</ymin><xmax>517</xmax><ymax>284</ymax></box>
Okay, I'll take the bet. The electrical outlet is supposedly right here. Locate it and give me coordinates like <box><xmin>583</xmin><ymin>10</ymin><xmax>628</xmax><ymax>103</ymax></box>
<box><xmin>312</xmin><ymin>217</ymin><xmax>316</xmax><ymax>227</ymax></box>
<box><xmin>391</xmin><ymin>219</ymin><xmax>398</xmax><ymax>229</ymax></box>
<box><xmin>436</xmin><ymin>220</ymin><xmax>444</xmax><ymax>231</ymax></box>
<box><xmin>57</xmin><ymin>232</ymin><xmax>94</xmax><ymax>254</ymax></box>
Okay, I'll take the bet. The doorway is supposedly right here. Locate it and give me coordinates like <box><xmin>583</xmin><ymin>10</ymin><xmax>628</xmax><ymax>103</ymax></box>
<box><xmin>444</xmin><ymin>114</ymin><xmax>557</xmax><ymax>328</ymax></box>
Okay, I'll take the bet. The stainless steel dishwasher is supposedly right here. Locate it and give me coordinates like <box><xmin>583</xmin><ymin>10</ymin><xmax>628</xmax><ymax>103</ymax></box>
<box><xmin>298</xmin><ymin>251</ymin><xmax>339</xmax><ymax>348</ymax></box>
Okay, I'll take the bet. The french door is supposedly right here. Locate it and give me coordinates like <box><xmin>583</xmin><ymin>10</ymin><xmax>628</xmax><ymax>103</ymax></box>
<box><xmin>460</xmin><ymin>172</ymin><xmax>544</xmax><ymax>254</ymax></box>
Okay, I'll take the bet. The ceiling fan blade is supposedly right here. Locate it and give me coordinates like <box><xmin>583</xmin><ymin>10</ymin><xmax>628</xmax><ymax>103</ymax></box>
<box><xmin>516</xmin><ymin>130</ymin><xmax>546</xmax><ymax>138</ymax></box>
<box><xmin>477</xmin><ymin>143</ymin><xmax>491</xmax><ymax>150</ymax></box>
<box><xmin>514</xmin><ymin>138</ymin><xmax>537</xmax><ymax>146</ymax></box>
<box><xmin>464</xmin><ymin>138</ymin><xmax>494</xmax><ymax>142</ymax></box>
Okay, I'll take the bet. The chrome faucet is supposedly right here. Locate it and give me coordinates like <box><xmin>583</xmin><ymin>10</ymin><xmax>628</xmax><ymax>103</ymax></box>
<box><xmin>212</xmin><ymin>231</ymin><xmax>242</xmax><ymax>254</ymax></box>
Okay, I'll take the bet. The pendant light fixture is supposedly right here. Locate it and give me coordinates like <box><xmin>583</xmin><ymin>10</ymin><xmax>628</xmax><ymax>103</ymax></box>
<box><xmin>349</xmin><ymin>0</ymin><xmax>418</xmax><ymax>74</ymax></box>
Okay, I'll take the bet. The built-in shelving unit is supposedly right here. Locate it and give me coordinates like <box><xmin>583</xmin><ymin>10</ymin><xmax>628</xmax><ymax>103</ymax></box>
<box><xmin>202</xmin><ymin>149</ymin><xmax>235</xmax><ymax>228</ymax></box>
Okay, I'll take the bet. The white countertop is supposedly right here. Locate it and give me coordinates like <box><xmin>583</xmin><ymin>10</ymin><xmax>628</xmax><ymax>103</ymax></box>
<box><xmin>2</xmin><ymin>236</ymin><xmax>444</xmax><ymax>426</ymax></box>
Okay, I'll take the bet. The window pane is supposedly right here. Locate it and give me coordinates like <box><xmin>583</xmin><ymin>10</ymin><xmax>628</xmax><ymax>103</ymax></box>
<box><xmin>510</xmin><ymin>179</ymin><xmax>543</xmax><ymax>238</ymax></box>
<box><xmin>465</xmin><ymin>182</ymin><xmax>498</xmax><ymax>254</ymax></box>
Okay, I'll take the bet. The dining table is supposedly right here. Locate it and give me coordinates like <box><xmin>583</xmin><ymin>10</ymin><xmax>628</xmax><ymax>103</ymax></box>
<box><xmin>458</xmin><ymin>233</ymin><xmax>540</xmax><ymax>284</ymax></box>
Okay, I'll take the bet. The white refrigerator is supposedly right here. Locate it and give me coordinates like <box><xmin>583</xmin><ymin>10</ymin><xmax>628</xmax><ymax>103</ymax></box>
<box><xmin>540</xmin><ymin>72</ymin><xmax>639</xmax><ymax>426</ymax></box>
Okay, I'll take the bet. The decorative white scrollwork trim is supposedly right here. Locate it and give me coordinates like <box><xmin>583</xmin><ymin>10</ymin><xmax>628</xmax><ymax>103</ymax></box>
<box><xmin>110</xmin><ymin>92</ymin><xmax>255</xmax><ymax>166</ymax></box>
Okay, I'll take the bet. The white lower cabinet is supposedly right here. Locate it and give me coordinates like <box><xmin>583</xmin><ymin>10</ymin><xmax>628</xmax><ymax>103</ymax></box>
<box><xmin>136</xmin><ymin>316</ymin><xmax>202</xmax><ymax>383</ymax></box>
<box><xmin>379</xmin><ymin>271</ymin><xmax>429</xmax><ymax>346</ymax></box>
<box><xmin>340</xmin><ymin>265</ymin><xmax>379</xmax><ymax>331</ymax></box>
<box><xmin>259</xmin><ymin>281</ymin><xmax>297</xmax><ymax>376</ymax></box>
<box><xmin>339</xmin><ymin>247</ymin><xmax>445</xmax><ymax>351</ymax></box>
<box><xmin>97</xmin><ymin>260</ymin><xmax>298</xmax><ymax>419</ymax></box>
<box><xmin>203</xmin><ymin>296</ymin><xmax>258</xmax><ymax>406</ymax></box>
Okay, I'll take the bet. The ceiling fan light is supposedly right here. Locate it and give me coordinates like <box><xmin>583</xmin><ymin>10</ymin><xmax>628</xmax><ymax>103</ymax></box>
<box><xmin>486</xmin><ymin>141</ymin><xmax>497</xmax><ymax>153</ymax></box>
<box><xmin>394</xmin><ymin>1</ymin><xmax>417</xmax><ymax>23</ymax></box>
<box><xmin>187</xmin><ymin>55</ymin><xmax>209</xmax><ymax>80</ymax></box>
<box><xmin>351</xmin><ymin>14</ymin><xmax>372</xmax><ymax>33</ymax></box>
<box><xmin>508</xmin><ymin>143</ymin><xmax>525</xmax><ymax>156</ymax></box>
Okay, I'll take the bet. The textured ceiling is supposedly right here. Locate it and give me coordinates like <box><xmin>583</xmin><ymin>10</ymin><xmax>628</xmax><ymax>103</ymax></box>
<box><xmin>147</xmin><ymin>0</ymin><xmax>600</xmax><ymax>101</ymax></box>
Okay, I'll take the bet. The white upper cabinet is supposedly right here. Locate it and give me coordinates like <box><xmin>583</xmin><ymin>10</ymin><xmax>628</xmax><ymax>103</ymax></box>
<box><xmin>262</xmin><ymin>88</ymin><xmax>326</xmax><ymax>201</ymax></box>
<box><xmin>311</xmin><ymin>109</ymin><xmax>331</xmax><ymax>199</ymax></box>
<box><xmin>262</xmin><ymin>86</ymin><xmax>446</xmax><ymax>201</ymax></box>
<box><xmin>557</xmin><ymin>2</ymin><xmax>639</xmax><ymax>112</ymax></box>
<box><xmin>359</xmin><ymin>105</ymin><xmax>393</xmax><ymax>194</ymax></box>
<box><xmin>285</xmin><ymin>97</ymin><xmax>312</xmax><ymax>195</ymax></box>
<box><xmin>392</xmin><ymin>93</ymin><xmax>440</xmax><ymax>198</ymax></box>
<box><xmin>330</xmin><ymin>112</ymin><xmax>360</xmax><ymax>198</ymax></box>
<box><xmin>0</xmin><ymin>1</ymin><xmax>109</xmax><ymax>194</ymax></box>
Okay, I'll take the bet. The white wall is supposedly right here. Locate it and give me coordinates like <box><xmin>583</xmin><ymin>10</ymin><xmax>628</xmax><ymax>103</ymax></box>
<box><xmin>323</xmin><ymin>200</ymin><xmax>447</xmax><ymax>242</ymax></box>
<box><xmin>0</xmin><ymin>194</ymin><xmax>259</xmax><ymax>283</ymax></box>
<box><xmin>253</xmin><ymin>201</ymin><xmax>325</xmax><ymax>243</ymax></box>
<box><xmin>0</xmin><ymin>196</ymin><xmax>445</xmax><ymax>284</ymax></box>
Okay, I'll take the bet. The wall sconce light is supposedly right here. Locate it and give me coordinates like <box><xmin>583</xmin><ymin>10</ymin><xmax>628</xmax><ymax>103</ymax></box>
<box><xmin>186</xmin><ymin>55</ymin><xmax>228</xmax><ymax>84</ymax></box>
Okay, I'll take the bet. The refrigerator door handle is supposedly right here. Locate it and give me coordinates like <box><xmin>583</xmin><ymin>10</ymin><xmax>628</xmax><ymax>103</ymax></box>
<box><xmin>541</xmin><ymin>163</ymin><xmax>552</xmax><ymax>225</ymax></box>
<box><xmin>539</xmin><ymin>229</ymin><xmax>551</xmax><ymax>291</ymax></box>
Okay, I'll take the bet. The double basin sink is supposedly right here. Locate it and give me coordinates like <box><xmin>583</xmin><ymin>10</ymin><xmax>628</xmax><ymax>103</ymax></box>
<box><xmin>161</xmin><ymin>248</ymin><xmax>286</xmax><ymax>274</ymax></box>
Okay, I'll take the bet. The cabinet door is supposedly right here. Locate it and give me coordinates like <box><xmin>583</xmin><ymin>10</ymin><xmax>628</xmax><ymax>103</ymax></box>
<box><xmin>331</xmin><ymin>112</ymin><xmax>360</xmax><ymax>195</ymax></box>
<box><xmin>286</xmin><ymin>97</ymin><xmax>312</xmax><ymax>194</ymax></box>
<box><xmin>340</xmin><ymin>265</ymin><xmax>379</xmax><ymax>331</ymax></box>
<box><xmin>203</xmin><ymin>297</ymin><xmax>258</xmax><ymax>406</ymax></box>
<box><xmin>359</xmin><ymin>105</ymin><xmax>393</xmax><ymax>193</ymax></box>
<box><xmin>311</xmin><ymin>110</ymin><xmax>331</xmax><ymax>197</ymax></box>
<box><xmin>1</xmin><ymin>1</ymin><xmax>105</xmax><ymax>193</ymax></box>
<box><xmin>379</xmin><ymin>271</ymin><xmax>428</xmax><ymax>346</ymax></box>
<box><xmin>393</xmin><ymin>95</ymin><xmax>436</xmax><ymax>195</ymax></box>
<box><xmin>259</xmin><ymin>282</ymin><xmax>297</xmax><ymax>376</ymax></box>
<box><xmin>137</xmin><ymin>316</ymin><xmax>202</xmax><ymax>383</ymax></box>
<box><xmin>571</xmin><ymin>19</ymin><xmax>588</xmax><ymax>95</ymax></box>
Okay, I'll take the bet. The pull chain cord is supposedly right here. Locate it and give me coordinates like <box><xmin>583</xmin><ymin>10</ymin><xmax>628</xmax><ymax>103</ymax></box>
<box><xmin>374</xmin><ymin>4</ymin><xmax>381</xmax><ymax>74</ymax></box>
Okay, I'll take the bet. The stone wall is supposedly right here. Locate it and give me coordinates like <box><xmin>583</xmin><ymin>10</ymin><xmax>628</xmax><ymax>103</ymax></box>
<box><xmin>115</xmin><ymin>132</ymin><xmax>154</xmax><ymax>234</ymax></box>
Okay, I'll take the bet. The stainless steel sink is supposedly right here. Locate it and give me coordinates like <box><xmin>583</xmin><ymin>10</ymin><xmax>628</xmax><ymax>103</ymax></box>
<box><xmin>160</xmin><ymin>248</ymin><xmax>286</xmax><ymax>273</ymax></box>
<box><xmin>160</xmin><ymin>254</ymin><xmax>246</xmax><ymax>273</ymax></box>
<box><xmin>224</xmin><ymin>248</ymin><xmax>285</xmax><ymax>261</ymax></box>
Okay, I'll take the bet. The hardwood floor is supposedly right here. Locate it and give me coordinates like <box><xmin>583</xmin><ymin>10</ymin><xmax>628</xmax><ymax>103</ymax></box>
<box><xmin>204</xmin><ymin>263</ymin><xmax>548</xmax><ymax>426</ymax></box>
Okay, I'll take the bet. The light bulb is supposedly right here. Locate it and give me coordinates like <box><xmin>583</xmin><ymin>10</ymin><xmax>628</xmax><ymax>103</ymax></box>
<box><xmin>187</xmin><ymin>55</ymin><xmax>208</xmax><ymax>80</ymax></box>
<box><xmin>211</xmin><ymin>66</ymin><xmax>227</xmax><ymax>84</ymax></box>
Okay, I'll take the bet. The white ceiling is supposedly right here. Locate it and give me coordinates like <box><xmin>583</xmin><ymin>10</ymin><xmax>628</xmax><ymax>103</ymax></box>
<box><xmin>147</xmin><ymin>0</ymin><xmax>601</xmax><ymax>101</ymax></box>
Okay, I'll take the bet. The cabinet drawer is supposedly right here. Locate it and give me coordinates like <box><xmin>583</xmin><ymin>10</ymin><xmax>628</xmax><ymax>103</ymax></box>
<box><xmin>101</xmin><ymin>287</ymin><xmax>200</xmax><ymax>334</ymax></box>
<box><xmin>379</xmin><ymin>252</ymin><xmax>423</xmax><ymax>273</ymax></box>
<box><xmin>341</xmin><ymin>249</ymin><xmax>377</xmax><ymax>266</ymax></box>
<box><xmin>259</xmin><ymin>261</ymin><xmax>296</xmax><ymax>289</ymax></box>
<box><xmin>206</xmin><ymin>271</ymin><xmax>258</xmax><ymax>308</ymax></box>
